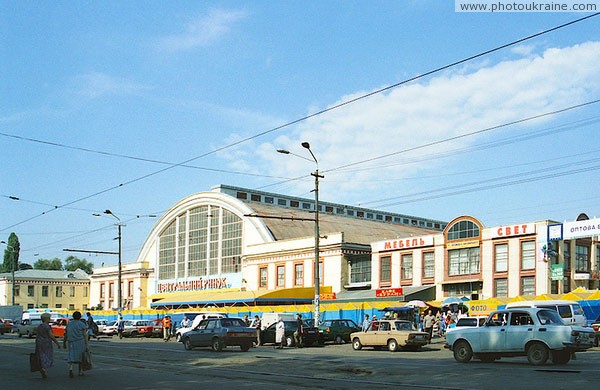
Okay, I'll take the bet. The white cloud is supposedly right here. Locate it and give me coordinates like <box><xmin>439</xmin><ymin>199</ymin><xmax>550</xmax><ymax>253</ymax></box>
<box><xmin>73</xmin><ymin>72</ymin><xmax>151</xmax><ymax>99</ymax></box>
<box><xmin>158</xmin><ymin>8</ymin><xmax>248</xmax><ymax>51</ymax></box>
<box><xmin>236</xmin><ymin>41</ymin><xmax>600</xmax><ymax>200</ymax></box>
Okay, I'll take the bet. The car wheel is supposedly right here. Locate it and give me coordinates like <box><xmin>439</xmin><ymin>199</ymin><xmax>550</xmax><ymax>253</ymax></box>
<box><xmin>527</xmin><ymin>342</ymin><xmax>549</xmax><ymax>366</ymax></box>
<box><xmin>286</xmin><ymin>336</ymin><xmax>294</xmax><ymax>347</ymax></box>
<box><xmin>335</xmin><ymin>335</ymin><xmax>343</xmax><ymax>344</ymax></box>
<box><xmin>130</xmin><ymin>331</ymin><xmax>137</xmax><ymax>337</ymax></box>
<box><xmin>27</xmin><ymin>331</ymin><xmax>33</xmax><ymax>339</ymax></box>
<box><xmin>352</xmin><ymin>337</ymin><xmax>362</xmax><ymax>351</ymax></box>
<box><xmin>240</xmin><ymin>342</ymin><xmax>251</xmax><ymax>352</ymax></box>
<box><xmin>212</xmin><ymin>337</ymin><xmax>223</xmax><ymax>352</ymax></box>
<box><xmin>551</xmin><ymin>350</ymin><xmax>571</xmax><ymax>365</ymax></box>
<box><xmin>453</xmin><ymin>340</ymin><xmax>473</xmax><ymax>363</ymax></box>
<box><xmin>183</xmin><ymin>337</ymin><xmax>193</xmax><ymax>351</ymax></box>
<box><xmin>388</xmin><ymin>339</ymin><xmax>398</xmax><ymax>352</ymax></box>
<box><xmin>595</xmin><ymin>335</ymin><xmax>599</xmax><ymax>348</ymax></box>
<box><xmin>176</xmin><ymin>334</ymin><xmax>181</xmax><ymax>342</ymax></box>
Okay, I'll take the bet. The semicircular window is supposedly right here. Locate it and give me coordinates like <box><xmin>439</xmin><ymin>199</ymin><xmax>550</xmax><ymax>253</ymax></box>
<box><xmin>447</xmin><ymin>220</ymin><xmax>480</xmax><ymax>241</ymax></box>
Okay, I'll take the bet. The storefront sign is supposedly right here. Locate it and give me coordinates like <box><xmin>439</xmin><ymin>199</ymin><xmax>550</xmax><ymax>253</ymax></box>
<box><xmin>563</xmin><ymin>218</ymin><xmax>600</xmax><ymax>240</ymax></box>
<box><xmin>551</xmin><ymin>264</ymin><xmax>564</xmax><ymax>281</ymax></box>
<box><xmin>446</xmin><ymin>239</ymin><xmax>479</xmax><ymax>250</ymax></box>
<box><xmin>157</xmin><ymin>276</ymin><xmax>231</xmax><ymax>293</ymax></box>
<box><xmin>574</xmin><ymin>273</ymin><xmax>590</xmax><ymax>280</ymax></box>
<box><xmin>374</xmin><ymin>236</ymin><xmax>434</xmax><ymax>252</ymax></box>
<box><xmin>548</xmin><ymin>224</ymin><xmax>563</xmax><ymax>241</ymax></box>
<box><xmin>491</xmin><ymin>223</ymin><xmax>535</xmax><ymax>239</ymax></box>
<box><xmin>375</xmin><ymin>288</ymin><xmax>403</xmax><ymax>298</ymax></box>
<box><xmin>320</xmin><ymin>292</ymin><xmax>337</xmax><ymax>300</ymax></box>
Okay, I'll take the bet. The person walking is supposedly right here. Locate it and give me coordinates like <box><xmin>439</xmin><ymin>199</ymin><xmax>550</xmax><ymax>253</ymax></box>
<box><xmin>423</xmin><ymin>309</ymin><xmax>435</xmax><ymax>342</ymax></box>
<box><xmin>362</xmin><ymin>314</ymin><xmax>370</xmax><ymax>332</ymax></box>
<box><xmin>63</xmin><ymin>311</ymin><xmax>89</xmax><ymax>378</ymax></box>
<box><xmin>162</xmin><ymin>315</ymin><xmax>172</xmax><ymax>342</ymax></box>
<box><xmin>293</xmin><ymin>313</ymin><xmax>303</xmax><ymax>347</ymax></box>
<box><xmin>275</xmin><ymin>318</ymin><xmax>285</xmax><ymax>349</ymax></box>
<box><xmin>116</xmin><ymin>314</ymin><xmax>125</xmax><ymax>339</ymax></box>
<box><xmin>85</xmin><ymin>312</ymin><xmax>97</xmax><ymax>339</ymax></box>
<box><xmin>253</xmin><ymin>315</ymin><xmax>261</xmax><ymax>347</ymax></box>
<box><xmin>35</xmin><ymin>312</ymin><xmax>61</xmax><ymax>379</ymax></box>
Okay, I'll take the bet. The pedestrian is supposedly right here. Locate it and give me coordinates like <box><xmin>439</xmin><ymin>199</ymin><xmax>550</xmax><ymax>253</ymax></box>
<box><xmin>423</xmin><ymin>310</ymin><xmax>435</xmax><ymax>342</ymax></box>
<box><xmin>85</xmin><ymin>312</ymin><xmax>97</xmax><ymax>339</ymax></box>
<box><xmin>371</xmin><ymin>315</ymin><xmax>379</xmax><ymax>331</ymax></box>
<box><xmin>243</xmin><ymin>314</ymin><xmax>250</xmax><ymax>327</ymax></box>
<box><xmin>362</xmin><ymin>314</ymin><xmax>370</xmax><ymax>332</ymax></box>
<box><xmin>293</xmin><ymin>313</ymin><xmax>303</xmax><ymax>347</ymax></box>
<box><xmin>162</xmin><ymin>315</ymin><xmax>172</xmax><ymax>342</ymax></box>
<box><xmin>253</xmin><ymin>315</ymin><xmax>261</xmax><ymax>346</ymax></box>
<box><xmin>116</xmin><ymin>314</ymin><xmax>125</xmax><ymax>339</ymax></box>
<box><xmin>35</xmin><ymin>312</ymin><xmax>61</xmax><ymax>379</ymax></box>
<box><xmin>275</xmin><ymin>318</ymin><xmax>285</xmax><ymax>349</ymax></box>
<box><xmin>63</xmin><ymin>311</ymin><xmax>89</xmax><ymax>378</ymax></box>
<box><xmin>180</xmin><ymin>316</ymin><xmax>191</xmax><ymax>329</ymax></box>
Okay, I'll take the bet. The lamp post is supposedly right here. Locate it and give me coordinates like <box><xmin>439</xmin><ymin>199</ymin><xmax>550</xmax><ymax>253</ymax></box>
<box><xmin>0</xmin><ymin>240</ymin><xmax>16</xmax><ymax>306</ymax></box>
<box><xmin>277</xmin><ymin>142</ymin><xmax>324</xmax><ymax>325</ymax></box>
<box><xmin>104</xmin><ymin>210</ymin><xmax>123</xmax><ymax>311</ymax></box>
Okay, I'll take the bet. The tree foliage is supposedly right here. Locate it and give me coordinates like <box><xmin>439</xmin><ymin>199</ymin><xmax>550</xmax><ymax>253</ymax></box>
<box><xmin>34</xmin><ymin>258</ymin><xmax>64</xmax><ymax>270</ymax></box>
<box><xmin>65</xmin><ymin>255</ymin><xmax>94</xmax><ymax>274</ymax></box>
<box><xmin>1</xmin><ymin>233</ymin><xmax>20</xmax><ymax>273</ymax></box>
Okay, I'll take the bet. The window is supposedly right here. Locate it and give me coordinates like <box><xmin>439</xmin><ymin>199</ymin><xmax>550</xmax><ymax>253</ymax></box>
<box><xmin>401</xmin><ymin>254</ymin><xmax>413</xmax><ymax>280</ymax></box>
<box><xmin>55</xmin><ymin>304</ymin><xmax>62</xmax><ymax>308</ymax></box>
<box><xmin>68</xmin><ymin>304</ymin><xmax>75</xmax><ymax>310</ymax></box>
<box><xmin>357</xmin><ymin>211</ymin><xmax>364</xmax><ymax>218</ymax></box>
<box><xmin>28</xmin><ymin>286</ymin><xmax>35</xmax><ymax>297</ymax></box>
<box><xmin>277</xmin><ymin>265</ymin><xmax>285</xmax><ymax>287</ymax></box>
<box><xmin>251</xmin><ymin>194</ymin><xmax>261</xmax><ymax>202</ymax></box>
<box><xmin>366</xmin><ymin>213</ymin><xmax>373</xmax><ymax>219</ymax></box>
<box><xmin>302</xmin><ymin>203</ymin><xmax>311</xmax><ymax>210</ymax></box>
<box><xmin>385</xmin><ymin>215</ymin><xmax>392</xmax><ymax>222</ymax></box>
<box><xmin>27</xmin><ymin>304</ymin><xmax>34</xmax><ymax>309</ymax></box>
<box><xmin>14</xmin><ymin>285</ymin><xmax>19</xmax><ymax>296</ymax></box>
<box><xmin>290</xmin><ymin>200</ymin><xmax>299</xmax><ymax>208</ymax></box>
<box><xmin>521</xmin><ymin>276</ymin><xmax>535</xmax><ymax>296</ymax></box>
<box><xmin>347</xmin><ymin>210</ymin><xmax>354</xmax><ymax>216</ymax></box>
<box><xmin>128</xmin><ymin>281</ymin><xmax>134</xmax><ymax>297</ymax></box>
<box><xmin>83</xmin><ymin>287</ymin><xmax>88</xmax><ymax>297</ymax></box>
<box><xmin>564</xmin><ymin>241</ymin><xmax>571</xmax><ymax>270</ymax></box>
<box><xmin>447</xmin><ymin>220</ymin><xmax>480</xmax><ymax>241</ymax></box>
<box><xmin>494</xmin><ymin>244</ymin><xmax>508</xmax><ymax>272</ymax></box>
<box><xmin>100</xmin><ymin>284</ymin><xmax>105</xmax><ymax>299</ymax></box>
<box><xmin>264</xmin><ymin>196</ymin><xmax>274</xmax><ymax>204</ymax></box>
<box><xmin>294</xmin><ymin>263</ymin><xmax>304</xmax><ymax>286</ymax></box>
<box><xmin>70</xmin><ymin>286</ymin><xmax>75</xmax><ymax>297</ymax></box>
<box><xmin>55</xmin><ymin>286</ymin><xmax>63</xmax><ymax>297</ymax></box>
<box><xmin>423</xmin><ymin>252</ymin><xmax>434</xmax><ymax>278</ymax></box>
<box><xmin>521</xmin><ymin>241</ymin><xmax>536</xmax><ymax>270</ymax></box>
<box><xmin>575</xmin><ymin>245</ymin><xmax>590</xmax><ymax>273</ymax></box>
<box><xmin>278</xmin><ymin>199</ymin><xmax>287</xmax><ymax>206</ymax></box>
<box><xmin>350</xmin><ymin>256</ymin><xmax>371</xmax><ymax>283</ymax></box>
<box><xmin>448</xmin><ymin>248</ymin><xmax>480</xmax><ymax>276</ymax></box>
<box><xmin>325</xmin><ymin>206</ymin><xmax>334</xmax><ymax>213</ymax></box>
<box><xmin>236</xmin><ymin>192</ymin><xmax>247</xmax><ymax>200</ymax></box>
<box><xmin>376</xmin><ymin>214</ymin><xmax>383</xmax><ymax>220</ymax></box>
<box><xmin>109</xmin><ymin>283</ymin><xmax>114</xmax><ymax>299</ymax></box>
<box><xmin>380</xmin><ymin>256</ymin><xmax>391</xmax><ymax>284</ymax></box>
<box><xmin>42</xmin><ymin>286</ymin><xmax>49</xmax><ymax>297</ymax></box>
<box><xmin>494</xmin><ymin>278</ymin><xmax>508</xmax><ymax>297</ymax></box>
<box><xmin>259</xmin><ymin>267</ymin><xmax>268</xmax><ymax>288</ymax></box>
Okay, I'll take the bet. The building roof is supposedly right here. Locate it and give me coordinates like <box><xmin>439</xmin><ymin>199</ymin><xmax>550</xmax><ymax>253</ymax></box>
<box><xmin>245</xmin><ymin>202</ymin><xmax>438</xmax><ymax>244</ymax></box>
<box><xmin>0</xmin><ymin>269</ymin><xmax>90</xmax><ymax>281</ymax></box>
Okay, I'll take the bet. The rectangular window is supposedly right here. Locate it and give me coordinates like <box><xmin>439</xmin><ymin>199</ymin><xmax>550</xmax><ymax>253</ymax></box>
<box><xmin>401</xmin><ymin>254</ymin><xmax>413</xmax><ymax>280</ymax></box>
<box><xmin>109</xmin><ymin>283</ymin><xmax>114</xmax><ymax>298</ymax></box>
<box><xmin>325</xmin><ymin>206</ymin><xmax>334</xmax><ymax>213</ymax></box>
<box><xmin>290</xmin><ymin>200</ymin><xmax>299</xmax><ymax>208</ymax></box>
<box><xmin>55</xmin><ymin>304</ymin><xmax>62</xmax><ymax>308</ymax></box>
<box><xmin>380</xmin><ymin>256</ymin><xmax>391</xmax><ymax>284</ymax></box>
<box><xmin>350</xmin><ymin>256</ymin><xmax>371</xmax><ymax>283</ymax></box>
<box><xmin>55</xmin><ymin>286</ymin><xmax>62</xmax><ymax>297</ymax></box>
<box><xmin>494</xmin><ymin>243</ymin><xmax>508</xmax><ymax>272</ymax></box>
<box><xmin>277</xmin><ymin>199</ymin><xmax>287</xmax><ymax>206</ymax></box>
<box><xmin>356</xmin><ymin>211</ymin><xmax>364</xmax><ymax>218</ymax></box>
<box><xmin>277</xmin><ymin>265</ymin><xmax>285</xmax><ymax>287</ymax></box>
<box><xmin>264</xmin><ymin>196</ymin><xmax>274</xmax><ymax>204</ymax></box>
<box><xmin>251</xmin><ymin>194</ymin><xmax>261</xmax><ymax>202</ymax></box>
<box><xmin>236</xmin><ymin>192</ymin><xmax>247</xmax><ymax>200</ymax></box>
<box><xmin>27</xmin><ymin>304</ymin><xmax>34</xmax><ymax>309</ymax></box>
<box><xmin>521</xmin><ymin>241</ymin><xmax>536</xmax><ymax>270</ymax></box>
<box><xmin>14</xmin><ymin>285</ymin><xmax>19</xmax><ymax>296</ymax></box>
<box><xmin>28</xmin><ymin>285</ymin><xmax>35</xmax><ymax>297</ymax></box>
<box><xmin>575</xmin><ymin>245</ymin><xmax>590</xmax><ymax>273</ymax></box>
<box><xmin>40</xmin><ymin>304</ymin><xmax>48</xmax><ymax>308</ymax></box>
<box><xmin>294</xmin><ymin>263</ymin><xmax>304</xmax><ymax>286</ymax></box>
<box><xmin>68</xmin><ymin>304</ymin><xmax>75</xmax><ymax>310</ymax></box>
<box><xmin>423</xmin><ymin>252</ymin><xmax>435</xmax><ymax>278</ymax></box>
<box><xmin>448</xmin><ymin>247</ymin><xmax>480</xmax><ymax>276</ymax></box>
<box><xmin>42</xmin><ymin>286</ymin><xmax>49</xmax><ymax>297</ymax></box>
<box><xmin>83</xmin><ymin>287</ymin><xmax>88</xmax><ymax>298</ymax></box>
<box><xmin>128</xmin><ymin>281</ymin><xmax>134</xmax><ymax>297</ymax></box>
<box><xmin>564</xmin><ymin>241</ymin><xmax>571</xmax><ymax>270</ymax></box>
<box><xmin>494</xmin><ymin>278</ymin><xmax>508</xmax><ymax>297</ymax></box>
<box><xmin>259</xmin><ymin>267</ymin><xmax>268</xmax><ymax>288</ymax></box>
<box><xmin>302</xmin><ymin>203</ymin><xmax>311</xmax><ymax>210</ymax></box>
<box><xmin>521</xmin><ymin>276</ymin><xmax>535</xmax><ymax>296</ymax></box>
<box><xmin>70</xmin><ymin>286</ymin><xmax>75</xmax><ymax>297</ymax></box>
<box><xmin>100</xmin><ymin>284</ymin><xmax>105</xmax><ymax>299</ymax></box>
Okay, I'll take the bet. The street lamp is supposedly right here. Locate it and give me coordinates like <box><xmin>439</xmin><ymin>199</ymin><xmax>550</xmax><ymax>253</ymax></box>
<box><xmin>104</xmin><ymin>210</ymin><xmax>123</xmax><ymax>311</ymax></box>
<box><xmin>0</xmin><ymin>240</ymin><xmax>17</xmax><ymax>306</ymax></box>
<box><xmin>278</xmin><ymin>142</ymin><xmax>324</xmax><ymax>325</ymax></box>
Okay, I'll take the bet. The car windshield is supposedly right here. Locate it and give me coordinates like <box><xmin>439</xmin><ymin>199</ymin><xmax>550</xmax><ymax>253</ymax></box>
<box><xmin>394</xmin><ymin>321</ymin><xmax>415</xmax><ymax>331</ymax></box>
<box><xmin>537</xmin><ymin>309</ymin><xmax>565</xmax><ymax>325</ymax></box>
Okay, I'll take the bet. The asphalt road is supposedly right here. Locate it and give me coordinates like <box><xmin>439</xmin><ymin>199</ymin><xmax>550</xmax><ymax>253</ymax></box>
<box><xmin>1</xmin><ymin>333</ymin><xmax>599</xmax><ymax>389</ymax></box>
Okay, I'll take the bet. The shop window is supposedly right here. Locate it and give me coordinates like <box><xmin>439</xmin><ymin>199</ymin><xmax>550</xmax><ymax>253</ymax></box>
<box><xmin>495</xmin><ymin>244</ymin><xmax>508</xmax><ymax>272</ymax></box>
<box><xmin>521</xmin><ymin>276</ymin><xmax>535</xmax><ymax>296</ymax></box>
<box><xmin>380</xmin><ymin>256</ymin><xmax>391</xmax><ymax>284</ymax></box>
<box><xmin>422</xmin><ymin>252</ymin><xmax>434</xmax><ymax>278</ymax></box>
<box><xmin>521</xmin><ymin>241</ymin><xmax>536</xmax><ymax>270</ymax></box>
<box><xmin>401</xmin><ymin>254</ymin><xmax>413</xmax><ymax>280</ymax></box>
<box><xmin>494</xmin><ymin>278</ymin><xmax>508</xmax><ymax>297</ymax></box>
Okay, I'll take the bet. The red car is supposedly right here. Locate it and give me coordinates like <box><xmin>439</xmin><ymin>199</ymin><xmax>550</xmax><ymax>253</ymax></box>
<box><xmin>0</xmin><ymin>318</ymin><xmax>14</xmax><ymax>335</ymax></box>
<box><xmin>136</xmin><ymin>320</ymin><xmax>156</xmax><ymax>338</ymax></box>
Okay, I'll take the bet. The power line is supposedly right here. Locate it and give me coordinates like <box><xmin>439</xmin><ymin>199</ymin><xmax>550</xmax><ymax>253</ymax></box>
<box><xmin>2</xmin><ymin>13</ymin><xmax>598</xmax><ymax>232</ymax></box>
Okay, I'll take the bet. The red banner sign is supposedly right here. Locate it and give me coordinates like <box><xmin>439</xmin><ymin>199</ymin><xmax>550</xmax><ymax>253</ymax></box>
<box><xmin>320</xmin><ymin>292</ymin><xmax>337</xmax><ymax>300</ymax></box>
<box><xmin>375</xmin><ymin>288</ymin><xmax>403</xmax><ymax>298</ymax></box>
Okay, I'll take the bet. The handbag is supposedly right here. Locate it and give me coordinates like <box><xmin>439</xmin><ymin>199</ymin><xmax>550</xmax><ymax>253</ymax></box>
<box><xmin>29</xmin><ymin>352</ymin><xmax>41</xmax><ymax>372</ymax></box>
<box><xmin>81</xmin><ymin>350</ymin><xmax>92</xmax><ymax>371</ymax></box>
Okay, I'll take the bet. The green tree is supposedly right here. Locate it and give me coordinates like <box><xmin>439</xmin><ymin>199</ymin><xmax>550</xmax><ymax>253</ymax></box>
<box><xmin>34</xmin><ymin>258</ymin><xmax>64</xmax><ymax>270</ymax></box>
<box><xmin>64</xmin><ymin>255</ymin><xmax>94</xmax><ymax>274</ymax></box>
<box><xmin>2</xmin><ymin>233</ymin><xmax>20</xmax><ymax>273</ymax></box>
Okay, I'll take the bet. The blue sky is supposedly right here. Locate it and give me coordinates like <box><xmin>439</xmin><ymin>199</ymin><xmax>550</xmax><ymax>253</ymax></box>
<box><xmin>1</xmin><ymin>1</ymin><xmax>599</xmax><ymax>268</ymax></box>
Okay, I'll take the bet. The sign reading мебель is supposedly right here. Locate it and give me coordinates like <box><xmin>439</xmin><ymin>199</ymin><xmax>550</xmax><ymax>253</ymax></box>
<box><xmin>563</xmin><ymin>217</ymin><xmax>600</xmax><ymax>240</ymax></box>
<box><xmin>372</xmin><ymin>235</ymin><xmax>434</xmax><ymax>252</ymax></box>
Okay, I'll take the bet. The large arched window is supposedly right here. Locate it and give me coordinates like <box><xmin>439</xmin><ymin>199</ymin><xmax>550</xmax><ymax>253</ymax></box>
<box><xmin>158</xmin><ymin>205</ymin><xmax>242</xmax><ymax>280</ymax></box>
<box><xmin>447</xmin><ymin>220</ymin><xmax>479</xmax><ymax>241</ymax></box>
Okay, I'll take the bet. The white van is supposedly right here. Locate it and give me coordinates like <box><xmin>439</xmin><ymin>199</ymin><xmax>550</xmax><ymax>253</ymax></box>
<box><xmin>253</xmin><ymin>312</ymin><xmax>297</xmax><ymax>331</ymax></box>
<box><xmin>505</xmin><ymin>300</ymin><xmax>587</xmax><ymax>326</ymax></box>
<box><xmin>22</xmin><ymin>311</ymin><xmax>64</xmax><ymax>322</ymax></box>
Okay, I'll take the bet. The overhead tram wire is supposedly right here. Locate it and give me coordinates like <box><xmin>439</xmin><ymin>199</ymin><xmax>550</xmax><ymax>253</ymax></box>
<box><xmin>2</xmin><ymin>13</ymin><xmax>598</xmax><ymax>233</ymax></box>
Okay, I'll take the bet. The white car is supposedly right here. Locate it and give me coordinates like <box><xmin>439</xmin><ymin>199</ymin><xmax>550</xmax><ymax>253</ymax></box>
<box><xmin>446</xmin><ymin>316</ymin><xmax>486</xmax><ymax>334</ymax></box>
<box><xmin>102</xmin><ymin>320</ymin><xmax>118</xmax><ymax>336</ymax></box>
<box><xmin>446</xmin><ymin>308</ymin><xmax>595</xmax><ymax>365</ymax></box>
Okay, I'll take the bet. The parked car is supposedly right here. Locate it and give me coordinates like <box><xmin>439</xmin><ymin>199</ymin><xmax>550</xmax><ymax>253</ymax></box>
<box><xmin>151</xmin><ymin>318</ymin><xmax>164</xmax><ymax>338</ymax></box>
<box><xmin>446</xmin><ymin>308</ymin><xmax>595</xmax><ymax>365</ymax></box>
<box><xmin>351</xmin><ymin>319</ymin><xmax>430</xmax><ymax>352</ymax></box>
<box><xmin>260</xmin><ymin>320</ymin><xmax>324</xmax><ymax>347</ymax></box>
<box><xmin>17</xmin><ymin>318</ymin><xmax>42</xmax><ymax>338</ymax></box>
<box><xmin>0</xmin><ymin>318</ymin><xmax>14</xmax><ymax>335</ymax></box>
<box><xmin>95</xmin><ymin>319</ymin><xmax>109</xmax><ymax>334</ymax></box>
<box><xmin>505</xmin><ymin>300</ymin><xmax>587</xmax><ymax>327</ymax></box>
<box><xmin>174</xmin><ymin>313</ymin><xmax>226</xmax><ymax>341</ymax></box>
<box><xmin>180</xmin><ymin>317</ymin><xmax>256</xmax><ymax>352</ymax></box>
<box><xmin>102</xmin><ymin>320</ymin><xmax>118</xmax><ymax>336</ymax></box>
<box><xmin>51</xmin><ymin>318</ymin><xmax>80</xmax><ymax>338</ymax></box>
<box><xmin>121</xmin><ymin>320</ymin><xmax>149</xmax><ymax>337</ymax></box>
<box><xmin>135</xmin><ymin>320</ymin><xmax>156</xmax><ymax>338</ymax></box>
<box><xmin>318</xmin><ymin>319</ymin><xmax>361</xmax><ymax>344</ymax></box>
<box><xmin>590</xmin><ymin>314</ymin><xmax>600</xmax><ymax>347</ymax></box>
